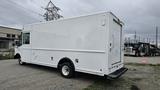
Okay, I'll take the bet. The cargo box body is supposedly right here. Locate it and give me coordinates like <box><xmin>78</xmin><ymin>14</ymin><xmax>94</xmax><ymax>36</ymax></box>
<box><xmin>15</xmin><ymin>12</ymin><xmax>126</xmax><ymax>77</ymax></box>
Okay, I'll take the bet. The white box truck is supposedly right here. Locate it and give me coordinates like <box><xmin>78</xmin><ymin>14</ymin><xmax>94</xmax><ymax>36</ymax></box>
<box><xmin>14</xmin><ymin>12</ymin><xmax>128</xmax><ymax>79</ymax></box>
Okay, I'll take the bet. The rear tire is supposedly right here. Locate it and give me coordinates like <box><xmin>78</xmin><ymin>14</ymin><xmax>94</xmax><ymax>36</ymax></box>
<box><xmin>60</xmin><ymin>62</ymin><xmax>74</xmax><ymax>78</ymax></box>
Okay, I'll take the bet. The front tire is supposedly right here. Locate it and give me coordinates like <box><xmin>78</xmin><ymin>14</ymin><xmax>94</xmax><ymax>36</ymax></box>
<box><xmin>18</xmin><ymin>59</ymin><xmax>25</xmax><ymax>65</ymax></box>
<box><xmin>60</xmin><ymin>62</ymin><xmax>74</xmax><ymax>78</ymax></box>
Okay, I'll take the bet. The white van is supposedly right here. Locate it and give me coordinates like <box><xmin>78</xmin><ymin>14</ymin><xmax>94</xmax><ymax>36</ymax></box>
<box><xmin>14</xmin><ymin>12</ymin><xmax>127</xmax><ymax>79</ymax></box>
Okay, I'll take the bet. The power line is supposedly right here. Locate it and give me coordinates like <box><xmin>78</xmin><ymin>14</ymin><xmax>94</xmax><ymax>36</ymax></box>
<box><xmin>10</xmin><ymin>1</ymin><xmax>44</xmax><ymax>17</ymax></box>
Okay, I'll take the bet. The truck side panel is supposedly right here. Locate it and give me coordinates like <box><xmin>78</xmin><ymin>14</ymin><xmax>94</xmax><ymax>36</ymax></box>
<box><xmin>26</xmin><ymin>13</ymin><xmax>109</xmax><ymax>76</ymax></box>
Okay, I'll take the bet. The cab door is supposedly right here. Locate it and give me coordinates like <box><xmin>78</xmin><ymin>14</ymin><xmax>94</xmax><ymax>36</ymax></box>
<box><xmin>20</xmin><ymin>32</ymin><xmax>32</xmax><ymax>62</ymax></box>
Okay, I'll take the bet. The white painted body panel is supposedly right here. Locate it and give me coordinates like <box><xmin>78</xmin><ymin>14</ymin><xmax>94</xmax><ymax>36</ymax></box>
<box><xmin>15</xmin><ymin>12</ymin><xmax>124</xmax><ymax>76</ymax></box>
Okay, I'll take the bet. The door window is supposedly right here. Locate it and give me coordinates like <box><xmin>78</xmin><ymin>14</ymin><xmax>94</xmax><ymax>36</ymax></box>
<box><xmin>23</xmin><ymin>33</ymin><xmax>30</xmax><ymax>44</ymax></box>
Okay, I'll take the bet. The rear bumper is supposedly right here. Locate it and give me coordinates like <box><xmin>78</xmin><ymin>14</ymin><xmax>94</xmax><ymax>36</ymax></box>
<box><xmin>107</xmin><ymin>67</ymin><xmax>128</xmax><ymax>79</ymax></box>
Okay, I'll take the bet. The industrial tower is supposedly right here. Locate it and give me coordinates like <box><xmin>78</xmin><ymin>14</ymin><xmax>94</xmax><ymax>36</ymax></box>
<box><xmin>43</xmin><ymin>0</ymin><xmax>63</xmax><ymax>21</ymax></box>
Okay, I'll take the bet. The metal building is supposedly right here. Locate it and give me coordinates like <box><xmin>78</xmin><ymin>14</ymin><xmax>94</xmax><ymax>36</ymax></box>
<box><xmin>0</xmin><ymin>26</ymin><xmax>21</xmax><ymax>58</ymax></box>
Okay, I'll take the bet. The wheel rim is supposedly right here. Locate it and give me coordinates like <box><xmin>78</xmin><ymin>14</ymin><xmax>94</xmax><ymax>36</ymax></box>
<box><xmin>62</xmin><ymin>65</ymin><xmax>70</xmax><ymax>76</ymax></box>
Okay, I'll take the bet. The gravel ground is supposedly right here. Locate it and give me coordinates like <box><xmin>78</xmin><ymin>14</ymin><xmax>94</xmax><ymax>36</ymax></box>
<box><xmin>0</xmin><ymin>57</ymin><xmax>160</xmax><ymax>90</ymax></box>
<box><xmin>0</xmin><ymin>60</ymin><xmax>93</xmax><ymax>90</ymax></box>
<box><xmin>85</xmin><ymin>64</ymin><xmax>160</xmax><ymax>90</ymax></box>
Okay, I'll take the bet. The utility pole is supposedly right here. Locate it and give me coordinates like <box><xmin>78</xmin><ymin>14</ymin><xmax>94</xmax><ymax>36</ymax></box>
<box><xmin>147</xmin><ymin>34</ymin><xmax>149</xmax><ymax>43</ymax></box>
<box><xmin>143</xmin><ymin>38</ymin><xmax>145</xmax><ymax>42</ymax></box>
<box><xmin>43</xmin><ymin>0</ymin><xmax>63</xmax><ymax>21</ymax></box>
<box><xmin>156</xmin><ymin>26</ymin><xmax>158</xmax><ymax>47</ymax></box>
<box><xmin>134</xmin><ymin>31</ymin><xmax>137</xmax><ymax>43</ymax></box>
<box><xmin>138</xmin><ymin>36</ymin><xmax>141</xmax><ymax>42</ymax></box>
<box><xmin>128</xmin><ymin>37</ymin><xmax>131</xmax><ymax>45</ymax></box>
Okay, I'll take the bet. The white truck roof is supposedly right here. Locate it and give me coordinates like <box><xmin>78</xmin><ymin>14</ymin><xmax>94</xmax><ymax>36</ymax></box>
<box><xmin>23</xmin><ymin>12</ymin><xmax>123</xmax><ymax>31</ymax></box>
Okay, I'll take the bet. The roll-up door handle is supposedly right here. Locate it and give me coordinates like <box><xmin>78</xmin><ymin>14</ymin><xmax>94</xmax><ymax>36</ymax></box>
<box><xmin>110</xmin><ymin>43</ymin><xmax>112</xmax><ymax>52</ymax></box>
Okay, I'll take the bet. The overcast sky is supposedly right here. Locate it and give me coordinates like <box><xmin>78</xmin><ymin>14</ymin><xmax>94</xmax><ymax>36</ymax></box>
<box><xmin>0</xmin><ymin>0</ymin><xmax>160</xmax><ymax>42</ymax></box>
